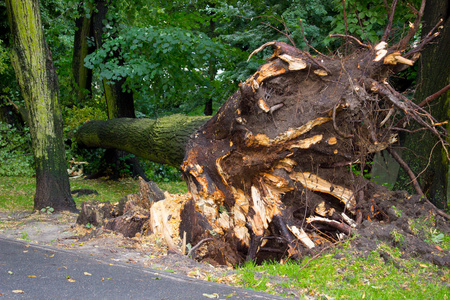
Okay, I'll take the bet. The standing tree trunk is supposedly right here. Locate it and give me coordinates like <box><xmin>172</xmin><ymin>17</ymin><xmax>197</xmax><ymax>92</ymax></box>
<box><xmin>204</xmin><ymin>10</ymin><xmax>216</xmax><ymax>116</ymax></box>
<box><xmin>87</xmin><ymin>0</ymin><xmax>145</xmax><ymax>180</ymax></box>
<box><xmin>90</xmin><ymin>0</ymin><xmax>135</xmax><ymax>120</ymax></box>
<box><xmin>395</xmin><ymin>0</ymin><xmax>450</xmax><ymax>209</ymax></box>
<box><xmin>71</xmin><ymin>2</ymin><xmax>93</xmax><ymax>106</ymax></box>
<box><xmin>6</xmin><ymin>0</ymin><xmax>76</xmax><ymax>212</ymax></box>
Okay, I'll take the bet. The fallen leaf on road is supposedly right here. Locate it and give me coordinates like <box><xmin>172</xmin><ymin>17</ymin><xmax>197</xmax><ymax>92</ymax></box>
<box><xmin>7</xmin><ymin>271</ymin><xmax>13</xmax><ymax>275</ymax></box>
<box><xmin>84</xmin><ymin>272</ymin><xmax>92</xmax><ymax>276</ymax></box>
<box><xmin>202</xmin><ymin>293</ymin><xmax>219</xmax><ymax>298</ymax></box>
<box><xmin>66</xmin><ymin>276</ymin><xmax>76</xmax><ymax>282</ymax></box>
<box><xmin>27</xmin><ymin>275</ymin><xmax>37</xmax><ymax>278</ymax></box>
<box><xmin>23</xmin><ymin>250</ymin><xmax>28</xmax><ymax>253</ymax></box>
<box><xmin>12</xmin><ymin>290</ymin><xmax>24</xmax><ymax>294</ymax></box>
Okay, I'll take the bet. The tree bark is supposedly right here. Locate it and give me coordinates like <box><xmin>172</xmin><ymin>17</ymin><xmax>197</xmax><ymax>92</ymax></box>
<box><xmin>6</xmin><ymin>0</ymin><xmax>76</xmax><ymax>212</ymax></box>
<box><xmin>395</xmin><ymin>0</ymin><xmax>450</xmax><ymax>209</ymax></box>
<box><xmin>71</xmin><ymin>2</ymin><xmax>93</xmax><ymax>106</ymax></box>
<box><xmin>204</xmin><ymin>14</ymin><xmax>216</xmax><ymax>116</ymax></box>
<box><xmin>76</xmin><ymin>115</ymin><xmax>210</xmax><ymax>167</ymax></box>
<box><xmin>86</xmin><ymin>0</ymin><xmax>145</xmax><ymax>180</ymax></box>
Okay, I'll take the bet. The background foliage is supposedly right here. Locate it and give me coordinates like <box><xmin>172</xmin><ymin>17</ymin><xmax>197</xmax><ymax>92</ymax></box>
<box><xmin>0</xmin><ymin>0</ymin><xmax>430</xmax><ymax>182</ymax></box>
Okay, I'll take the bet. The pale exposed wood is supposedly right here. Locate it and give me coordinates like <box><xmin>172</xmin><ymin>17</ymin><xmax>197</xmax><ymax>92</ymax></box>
<box><xmin>306</xmin><ymin>216</ymin><xmax>353</xmax><ymax>236</ymax></box>
<box><xmin>374</xmin><ymin>49</ymin><xmax>388</xmax><ymax>62</ymax></box>
<box><xmin>315</xmin><ymin>201</ymin><xmax>328</xmax><ymax>216</ymax></box>
<box><xmin>327</xmin><ymin>137</ymin><xmax>337</xmax><ymax>145</ymax></box>
<box><xmin>384</xmin><ymin>51</ymin><xmax>414</xmax><ymax>66</ymax></box>
<box><xmin>274</xmin><ymin>158</ymin><xmax>297</xmax><ymax>172</ymax></box>
<box><xmin>181</xmin><ymin>231</ymin><xmax>187</xmax><ymax>254</ymax></box>
<box><xmin>342</xmin><ymin>213</ymin><xmax>357</xmax><ymax>228</ymax></box>
<box><xmin>261</xmin><ymin>173</ymin><xmax>293</xmax><ymax>192</ymax></box>
<box><xmin>250</xmin><ymin>186</ymin><xmax>267</xmax><ymax>235</ymax></box>
<box><xmin>374</xmin><ymin>41</ymin><xmax>388</xmax><ymax>50</ymax></box>
<box><xmin>255</xmin><ymin>61</ymin><xmax>286</xmax><ymax>83</ymax></box>
<box><xmin>287</xmin><ymin>225</ymin><xmax>315</xmax><ymax>249</ymax></box>
<box><xmin>149</xmin><ymin>193</ymin><xmax>188</xmax><ymax>252</ymax></box>
<box><xmin>290</xmin><ymin>172</ymin><xmax>356</xmax><ymax>212</ymax></box>
<box><xmin>272</xmin><ymin>117</ymin><xmax>331</xmax><ymax>145</ymax></box>
<box><xmin>257</xmin><ymin>98</ymin><xmax>270</xmax><ymax>112</ymax></box>
<box><xmin>313</xmin><ymin>69</ymin><xmax>328</xmax><ymax>76</ymax></box>
<box><xmin>278</xmin><ymin>54</ymin><xmax>307</xmax><ymax>71</ymax></box>
<box><xmin>290</xmin><ymin>134</ymin><xmax>323</xmax><ymax>149</ymax></box>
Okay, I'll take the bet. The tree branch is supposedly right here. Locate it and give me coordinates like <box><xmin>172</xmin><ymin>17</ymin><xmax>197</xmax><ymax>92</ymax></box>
<box><xmin>387</xmin><ymin>147</ymin><xmax>424</xmax><ymax>197</ymax></box>
<box><xmin>395</xmin><ymin>0</ymin><xmax>426</xmax><ymax>50</ymax></box>
<box><xmin>417</xmin><ymin>83</ymin><xmax>450</xmax><ymax>108</ymax></box>
<box><xmin>329</xmin><ymin>34</ymin><xmax>370</xmax><ymax>48</ymax></box>
<box><xmin>382</xmin><ymin>0</ymin><xmax>398</xmax><ymax>42</ymax></box>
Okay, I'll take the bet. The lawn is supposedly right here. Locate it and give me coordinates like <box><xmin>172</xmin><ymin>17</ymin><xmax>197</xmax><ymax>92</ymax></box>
<box><xmin>0</xmin><ymin>176</ymin><xmax>188</xmax><ymax>211</ymax></box>
<box><xmin>236</xmin><ymin>241</ymin><xmax>449</xmax><ymax>299</ymax></box>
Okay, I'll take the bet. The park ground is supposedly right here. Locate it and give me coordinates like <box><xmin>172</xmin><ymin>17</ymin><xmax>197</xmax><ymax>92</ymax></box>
<box><xmin>0</xmin><ymin>176</ymin><xmax>449</xmax><ymax>299</ymax></box>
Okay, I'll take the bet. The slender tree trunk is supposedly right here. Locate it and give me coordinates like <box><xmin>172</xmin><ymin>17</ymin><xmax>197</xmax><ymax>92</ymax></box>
<box><xmin>90</xmin><ymin>0</ymin><xmax>135</xmax><ymax>119</ymax></box>
<box><xmin>71</xmin><ymin>2</ymin><xmax>93</xmax><ymax>106</ymax></box>
<box><xmin>395</xmin><ymin>0</ymin><xmax>450</xmax><ymax>209</ymax></box>
<box><xmin>87</xmin><ymin>0</ymin><xmax>145</xmax><ymax>180</ymax></box>
<box><xmin>204</xmin><ymin>17</ymin><xmax>216</xmax><ymax>116</ymax></box>
<box><xmin>6</xmin><ymin>0</ymin><xmax>76</xmax><ymax>212</ymax></box>
<box><xmin>103</xmin><ymin>77</ymin><xmax>135</xmax><ymax>119</ymax></box>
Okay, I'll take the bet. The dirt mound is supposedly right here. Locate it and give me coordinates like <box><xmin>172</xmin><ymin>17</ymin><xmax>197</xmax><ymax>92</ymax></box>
<box><xmin>344</xmin><ymin>190</ymin><xmax>450</xmax><ymax>267</ymax></box>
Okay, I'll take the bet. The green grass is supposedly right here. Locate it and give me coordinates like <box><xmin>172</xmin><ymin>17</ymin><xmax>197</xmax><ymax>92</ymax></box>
<box><xmin>236</xmin><ymin>242</ymin><xmax>450</xmax><ymax>299</ymax></box>
<box><xmin>0</xmin><ymin>176</ymin><xmax>188</xmax><ymax>211</ymax></box>
<box><xmin>0</xmin><ymin>177</ymin><xmax>36</xmax><ymax>211</ymax></box>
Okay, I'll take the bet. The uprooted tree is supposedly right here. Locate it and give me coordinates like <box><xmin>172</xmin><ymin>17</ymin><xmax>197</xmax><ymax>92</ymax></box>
<box><xmin>76</xmin><ymin>0</ymin><xmax>449</xmax><ymax>266</ymax></box>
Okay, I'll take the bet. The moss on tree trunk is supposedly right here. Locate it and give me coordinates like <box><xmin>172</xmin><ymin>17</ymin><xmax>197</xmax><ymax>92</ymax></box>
<box><xmin>76</xmin><ymin>115</ymin><xmax>210</xmax><ymax>167</ymax></box>
<box><xmin>6</xmin><ymin>0</ymin><xmax>76</xmax><ymax>211</ymax></box>
<box><xmin>395</xmin><ymin>0</ymin><xmax>450</xmax><ymax>209</ymax></box>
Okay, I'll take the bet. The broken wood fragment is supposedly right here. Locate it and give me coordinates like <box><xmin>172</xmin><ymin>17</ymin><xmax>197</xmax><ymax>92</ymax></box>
<box><xmin>306</xmin><ymin>216</ymin><xmax>353</xmax><ymax>236</ymax></box>
<box><xmin>290</xmin><ymin>172</ymin><xmax>356</xmax><ymax>212</ymax></box>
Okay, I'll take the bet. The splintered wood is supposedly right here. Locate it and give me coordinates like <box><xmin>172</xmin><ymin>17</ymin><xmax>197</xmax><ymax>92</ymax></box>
<box><xmin>290</xmin><ymin>172</ymin><xmax>356</xmax><ymax>213</ymax></box>
<box><xmin>176</xmin><ymin>35</ymin><xmax>436</xmax><ymax>265</ymax></box>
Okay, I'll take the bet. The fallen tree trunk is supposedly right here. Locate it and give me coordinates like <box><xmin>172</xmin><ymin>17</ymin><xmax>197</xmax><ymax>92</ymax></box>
<box><xmin>76</xmin><ymin>114</ymin><xmax>209</xmax><ymax>167</ymax></box>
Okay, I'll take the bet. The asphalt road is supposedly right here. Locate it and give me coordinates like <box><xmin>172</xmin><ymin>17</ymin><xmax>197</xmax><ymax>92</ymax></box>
<box><xmin>0</xmin><ymin>237</ymin><xmax>284</xmax><ymax>299</ymax></box>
